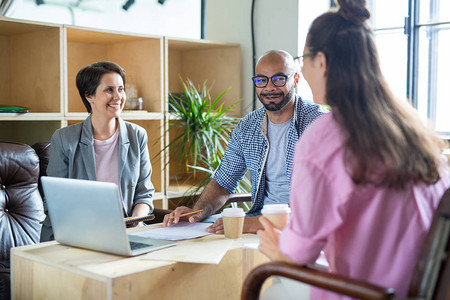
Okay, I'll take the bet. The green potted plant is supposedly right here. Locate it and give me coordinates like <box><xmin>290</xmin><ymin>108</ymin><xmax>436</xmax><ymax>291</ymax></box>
<box><xmin>162</xmin><ymin>76</ymin><xmax>250</xmax><ymax>207</ymax></box>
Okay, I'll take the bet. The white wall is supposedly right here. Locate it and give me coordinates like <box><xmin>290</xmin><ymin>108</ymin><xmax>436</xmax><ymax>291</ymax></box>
<box><xmin>205</xmin><ymin>0</ymin><xmax>300</xmax><ymax>115</ymax></box>
<box><xmin>297</xmin><ymin>0</ymin><xmax>331</xmax><ymax>102</ymax></box>
<box><xmin>206</xmin><ymin>0</ymin><xmax>329</xmax><ymax>115</ymax></box>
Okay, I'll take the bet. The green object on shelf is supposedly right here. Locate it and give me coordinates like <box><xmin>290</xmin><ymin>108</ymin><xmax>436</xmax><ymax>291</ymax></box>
<box><xmin>0</xmin><ymin>105</ymin><xmax>29</xmax><ymax>113</ymax></box>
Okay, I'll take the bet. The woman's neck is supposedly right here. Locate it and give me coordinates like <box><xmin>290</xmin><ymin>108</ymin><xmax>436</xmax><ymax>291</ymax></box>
<box><xmin>91</xmin><ymin>116</ymin><xmax>118</xmax><ymax>140</ymax></box>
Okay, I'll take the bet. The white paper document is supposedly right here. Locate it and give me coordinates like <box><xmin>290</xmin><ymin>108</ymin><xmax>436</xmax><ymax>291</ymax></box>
<box><xmin>141</xmin><ymin>235</ymin><xmax>233</xmax><ymax>264</ymax></box>
<box><xmin>130</xmin><ymin>222</ymin><xmax>213</xmax><ymax>241</ymax></box>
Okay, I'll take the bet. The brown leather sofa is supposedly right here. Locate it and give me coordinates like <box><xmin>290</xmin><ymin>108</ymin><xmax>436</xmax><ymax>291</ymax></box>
<box><xmin>0</xmin><ymin>141</ymin><xmax>47</xmax><ymax>300</ymax></box>
<box><xmin>0</xmin><ymin>141</ymin><xmax>46</xmax><ymax>263</ymax></box>
<box><xmin>31</xmin><ymin>141</ymin><xmax>51</xmax><ymax>200</ymax></box>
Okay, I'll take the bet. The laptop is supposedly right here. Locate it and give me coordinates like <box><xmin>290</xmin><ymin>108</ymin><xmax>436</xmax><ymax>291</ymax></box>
<box><xmin>41</xmin><ymin>176</ymin><xmax>177</xmax><ymax>256</ymax></box>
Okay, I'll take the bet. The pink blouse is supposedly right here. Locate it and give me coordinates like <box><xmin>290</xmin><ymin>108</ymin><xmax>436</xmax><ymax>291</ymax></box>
<box><xmin>279</xmin><ymin>112</ymin><xmax>450</xmax><ymax>299</ymax></box>
<box><xmin>94</xmin><ymin>129</ymin><xmax>119</xmax><ymax>189</ymax></box>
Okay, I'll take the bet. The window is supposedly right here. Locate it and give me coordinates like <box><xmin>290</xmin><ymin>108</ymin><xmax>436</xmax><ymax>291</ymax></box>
<box><xmin>369</xmin><ymin>0</ymin><xmax>450</xmax><ymax>139</ymax></box>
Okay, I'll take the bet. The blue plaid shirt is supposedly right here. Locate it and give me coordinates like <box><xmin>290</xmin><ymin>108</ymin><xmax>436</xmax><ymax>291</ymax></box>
<box><xmin>213</xmin><ymin>96</ymin><xmax>327</xmax><ymax>215</ymax></box>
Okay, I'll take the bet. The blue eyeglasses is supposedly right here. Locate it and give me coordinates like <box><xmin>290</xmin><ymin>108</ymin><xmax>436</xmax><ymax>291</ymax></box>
<box><xmin>252</xmin><ymin>73</ymin><xmax>294</xmax><ymax>88</ymax></box>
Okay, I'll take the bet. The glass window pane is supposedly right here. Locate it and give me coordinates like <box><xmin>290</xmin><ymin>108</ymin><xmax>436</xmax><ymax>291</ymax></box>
<box><xmin>370</xmin><ymin>0</ymin><xmax>408</xmax><ymax>28</ymax></box>
<box><xmin>419</xmin><ymin>0</ymin><xmax>431</xmax><ymax>24</ymax></box>
<box><xmin>420</xmin><ymin>0</ymin><xmax>450</xmax><ymax>23</ymax></box>
<box><xmin>375</xmin><ymin>30</ymin><xmax>407</xmax><ymax>99</ymax></box>
<box><xmin>416</xmin><ymin>29</ymin><xmax>430</xmax><ymax>125</ymax></box>
<box><xmin>440</xmin><ymin>0</ymin><xmax>450</xmax><ymax>21</ymax></box>
<box><xmin>435</xmin><ymin>28</ymin><xmax>450</xmax><ymax>133</ymax></box>
<box><xmin>417</xmin><ymin>26</ymin><xmax>450</xmax><ymax>134</ymax></box>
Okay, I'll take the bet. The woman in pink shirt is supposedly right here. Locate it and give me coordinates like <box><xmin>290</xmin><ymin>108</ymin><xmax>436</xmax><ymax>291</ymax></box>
<box><xmin>257</xmin><ymin>0</ymin><xmax>450</xmax><ymax>299</ymax></box>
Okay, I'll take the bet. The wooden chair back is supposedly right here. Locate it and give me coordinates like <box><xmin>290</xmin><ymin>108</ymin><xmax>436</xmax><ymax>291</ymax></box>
<box><xmin>216</xmin><ymin>193</ymin><xmax>251</xmax><ymax>213</ymax></box>
<box><xmin>408</xmin><ymin>188</ymin><xmax>450</xmax><ymax>299</ymax></box>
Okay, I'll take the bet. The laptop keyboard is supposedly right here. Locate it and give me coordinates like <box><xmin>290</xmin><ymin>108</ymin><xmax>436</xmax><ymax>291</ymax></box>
<box><xmin>130</xmin><ymin>241</ymin><xmax>152</xmax><ymax>250</ymax></box>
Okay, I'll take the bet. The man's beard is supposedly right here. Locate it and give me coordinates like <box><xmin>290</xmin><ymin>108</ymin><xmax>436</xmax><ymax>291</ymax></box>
<box><xmin>258</xmin><ymin>88</ymin><xmax>294</xmax><ymax>111</ymax></box>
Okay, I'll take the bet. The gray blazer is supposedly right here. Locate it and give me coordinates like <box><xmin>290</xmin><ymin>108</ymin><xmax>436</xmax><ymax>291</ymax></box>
<box><xmin>41</xmin><ymin>115</ymin><xmax>154</xmax><ymax>241</ymax></box>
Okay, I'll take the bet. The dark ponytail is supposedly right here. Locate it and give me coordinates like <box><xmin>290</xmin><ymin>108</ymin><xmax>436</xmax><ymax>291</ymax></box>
<box><xmin>336</xmin><ymin>0</ymin><xmax>370</xmax><ymax>25</ymax></box>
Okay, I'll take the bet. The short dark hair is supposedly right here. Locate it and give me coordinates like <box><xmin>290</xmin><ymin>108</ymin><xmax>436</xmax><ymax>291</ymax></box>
<box><xmin>76</xmin><ymin>61</ymin><xmax>126</xmax><ymax>113</ymax></box>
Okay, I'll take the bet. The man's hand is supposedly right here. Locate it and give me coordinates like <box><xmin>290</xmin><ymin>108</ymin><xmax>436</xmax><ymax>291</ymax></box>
<box><xmin>163</xmin><ymin>179</ymin><xmax>230</xmax><ymax>227</ymax></box>
<box><xmin>163</xmin><ymin>206</ymin><xmax>207</xmax><ymax>227</ymax></box>
<box><xmin>206</xmin><ymin>216</ymin><xmax>263</xmax><ymax>234</ymax></box>
<box><xmin>205</xmin><ymin>217</ymin><xmax>224</xmax><ymax>233</ymax></box>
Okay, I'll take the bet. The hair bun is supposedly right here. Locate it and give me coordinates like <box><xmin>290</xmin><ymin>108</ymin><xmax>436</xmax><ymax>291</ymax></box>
<box><xmin>336</xmin><ymin>0</ymin><xmax>370</xmax><ymax>25</ymax></box>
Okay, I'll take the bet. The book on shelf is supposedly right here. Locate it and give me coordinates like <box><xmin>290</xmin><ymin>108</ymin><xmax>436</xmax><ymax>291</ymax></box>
<box><xmin>0</xmin><ymin>105</ymin><xmax>29</xmax><ymax>113</ymax></box>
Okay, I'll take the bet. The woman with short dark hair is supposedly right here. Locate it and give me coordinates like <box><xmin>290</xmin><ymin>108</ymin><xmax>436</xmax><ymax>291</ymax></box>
<box><xmin>41</xmin><ymin>61</ymin><xmax>154</xmax><ymax>242</ymax></box>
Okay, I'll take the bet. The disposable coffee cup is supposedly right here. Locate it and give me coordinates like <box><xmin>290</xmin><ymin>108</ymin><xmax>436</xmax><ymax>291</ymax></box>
<box><xmin>221</xmin><ymin>208</ymin><xmax>245</xmax><ymax>239</ymax></box>
<box><xmin>261</xmin><ymin>204</ymin><xmax>291</xmax><ymax>230</ymax></box>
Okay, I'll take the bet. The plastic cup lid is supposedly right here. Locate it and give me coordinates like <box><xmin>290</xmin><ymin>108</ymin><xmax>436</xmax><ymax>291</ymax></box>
<box><xmin>261</xmin><ymin>204</ymin><xmax>291</xmax><ymax>214</ymax></box>
<box><xmin>221</xmin><ymin>207</ymin><xmax>245</xmax><ymax>217</ymax></box>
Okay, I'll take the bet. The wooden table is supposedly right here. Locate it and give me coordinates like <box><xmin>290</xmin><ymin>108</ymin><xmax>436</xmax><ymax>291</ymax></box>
<box><xmin>11</xmin><ymin>225</ymin><xmax>269</xmax><ymax>300</ymax></box>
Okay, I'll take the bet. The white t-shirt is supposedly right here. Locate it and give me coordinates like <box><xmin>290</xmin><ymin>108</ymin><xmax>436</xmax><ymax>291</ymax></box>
<box><xmin>263</xmin><ymin>117</ymin><xmax>292</xmax><ymax>205</ymax></box>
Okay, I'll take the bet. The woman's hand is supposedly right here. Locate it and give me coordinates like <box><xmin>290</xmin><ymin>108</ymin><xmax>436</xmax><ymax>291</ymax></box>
<box><xmin>257</xmin><ymin>216</ymin><xmax>290</xmax><ymax>262</ymax></box>
<box><xmin>127</xmin><ymin>203</ymin><xmax>151</xmax><ymax>228</ymax></box>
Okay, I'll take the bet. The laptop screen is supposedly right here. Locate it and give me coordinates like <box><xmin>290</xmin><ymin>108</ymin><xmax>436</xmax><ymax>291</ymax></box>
<box><xmin>42</xmin><ymin>176</ymin><xmax>136</xmax><ymax>255</ymax></box>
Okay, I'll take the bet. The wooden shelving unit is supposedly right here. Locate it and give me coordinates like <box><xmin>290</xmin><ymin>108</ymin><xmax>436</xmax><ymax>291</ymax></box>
<box><xmin>0</xmin><ymin>17</ymin><xmax>242</xmax><ymax>209</ymax></box>
<box><xmin>165</xmin><ymin>37</ymin><xmax>242</xmax><ymax>196</ymax></box>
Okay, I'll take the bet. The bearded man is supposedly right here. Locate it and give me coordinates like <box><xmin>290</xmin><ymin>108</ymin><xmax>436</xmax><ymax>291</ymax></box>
<box><xmin>164</xmin><ymin>50</ymin><xmax>327</xmax><ymax>233</ymax></box>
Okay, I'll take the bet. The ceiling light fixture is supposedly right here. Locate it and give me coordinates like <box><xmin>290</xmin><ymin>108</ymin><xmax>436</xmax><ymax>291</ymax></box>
<box><xmin>122</xmin><ymin>0</ymin><xmax>135</xmax><ymax>11</ymax></box>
